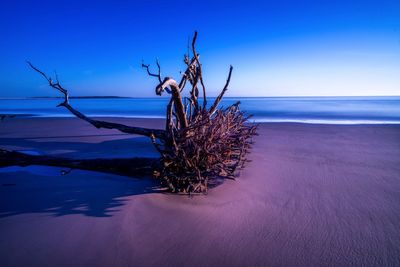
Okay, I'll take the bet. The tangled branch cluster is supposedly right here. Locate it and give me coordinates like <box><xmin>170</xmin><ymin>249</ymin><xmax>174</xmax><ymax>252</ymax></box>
<box><xmin>155</xmin><ymin>104</ymin><xmax>257</xmax><ymax>194</ymax></box>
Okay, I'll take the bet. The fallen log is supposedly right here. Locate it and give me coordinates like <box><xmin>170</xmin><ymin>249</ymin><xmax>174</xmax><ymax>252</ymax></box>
<box><xmin>24</xmin><ymin>31</ymin><xmax>257</xmax><ymax>194</ymax></box>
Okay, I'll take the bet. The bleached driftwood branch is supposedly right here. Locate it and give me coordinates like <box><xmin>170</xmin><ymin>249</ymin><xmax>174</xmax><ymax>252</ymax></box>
<box><xmin>27</xmin><ymin>61</ymin><xmax>166</xmax><ymax>139</ymax></box>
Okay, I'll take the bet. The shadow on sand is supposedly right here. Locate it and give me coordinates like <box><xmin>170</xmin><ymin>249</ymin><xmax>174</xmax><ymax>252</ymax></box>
<box><xmin>0</xmin><ymin>134</ymin><xmax>162</xmax><ymax>218</ymax></box>
<box><xmin>0</xmin><ymin>165</ymin><xmax>159</xmax><ymax>218</ymax></box>
<box><xmin>0</xmin><ymin>134</ymin><xmax>224</xmax><ymax>219</ymax></box>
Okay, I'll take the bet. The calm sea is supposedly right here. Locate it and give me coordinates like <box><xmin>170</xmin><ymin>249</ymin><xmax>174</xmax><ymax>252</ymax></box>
<box><xmin>1</xmin><ymin>96</ymin><xmax>400</xmax><ymax>124</ymax></box>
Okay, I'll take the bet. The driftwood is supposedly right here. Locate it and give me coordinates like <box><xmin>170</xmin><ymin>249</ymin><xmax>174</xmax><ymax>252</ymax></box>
<box><xmin>0</xmin><ymin>149</ymin><xmax>156</xmax><ymax>178</ymax></box>
<box><xmin>26</xmin><ymin>31</ymin><xmax>257</xmax><ymax>194</ymax></box>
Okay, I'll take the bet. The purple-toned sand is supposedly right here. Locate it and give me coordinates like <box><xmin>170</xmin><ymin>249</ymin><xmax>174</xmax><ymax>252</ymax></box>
<box><xmin>1</xmin><ymin>117</ymin><xmax>400</xmax><ymax>266</ymax></box>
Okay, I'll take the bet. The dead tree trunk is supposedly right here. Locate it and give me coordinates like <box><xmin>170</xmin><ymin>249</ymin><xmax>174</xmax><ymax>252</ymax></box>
<box><xmin>27</xmin><ymin>31</ymin><xmax>257</xmax><ymax>194</ymax></box>
<box><xmin>0</xmin><ymin>149</ymin><xmax>157</xmax><ymax>178</ymax></box>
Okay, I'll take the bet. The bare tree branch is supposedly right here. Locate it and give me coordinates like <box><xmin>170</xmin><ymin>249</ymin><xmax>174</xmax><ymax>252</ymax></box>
<box><xmin>141</xmin><ymin>60</ymin><xmax>162</xmax><ymax>83</ymax></box>
<box><xmin>156</xmin><ymin>77</ymin><xmax>188</xmax><ymax>128</ymax></box>
<box><xmin>178</xmin><ymin>56</ymin><xmax>197</xmax><ymax>91</ymax></box>
<box><xmin>192</xmin><ymin>31</ymin><xmax>207</xmax><ymax>109</ymax></box>
<box><xmin>27</xmin><ymin>61</ymin><xmax>166</xmax><ymax>139</ymax></box>
<box><xmin>209</xmin><ymin>65</ymin><xmax>233</xmax><ymax>115</ymax></box>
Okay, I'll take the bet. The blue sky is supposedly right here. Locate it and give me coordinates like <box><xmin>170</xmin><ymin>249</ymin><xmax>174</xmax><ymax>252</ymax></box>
<box><xmin>0</xmin><ymin>0</ymin><xmax>399</xmax><ymax>97</ymax></box>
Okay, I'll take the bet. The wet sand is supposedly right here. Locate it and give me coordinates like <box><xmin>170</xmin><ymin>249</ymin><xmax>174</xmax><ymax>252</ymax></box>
<box><xmin>1</xmin><ymin>117</ymin><xmax>400</xmax><ymax>266</ymax></box>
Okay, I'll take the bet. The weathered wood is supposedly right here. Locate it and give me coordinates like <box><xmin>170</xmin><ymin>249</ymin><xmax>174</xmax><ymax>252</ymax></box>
<box><xmin>27</xmin><ymin>61</ymin><xmax>166</xmax><ymax>139</ymax></box>
<box><xmin>209</xmin><ymin>65</ymin><xmax>233</xmax><ymax>116</ymax></box>
<box><xmin>156</xmin><ymin>77</ymin><xmax>188</xmax><ymax>128</ymax></box>
<box><xmin>24</xmin><ymin>31</ymin><xmax>257</xmax><ymax>194</ymax></box>
<box><xmin>192</xmin><ymin>31</ymin><xmax>207</xmax><ymax>110</ymax></box>
<box><xmin>0</xmin><ymin>149</ymin><xmax>157</xmax><ymax>178</ymax></box>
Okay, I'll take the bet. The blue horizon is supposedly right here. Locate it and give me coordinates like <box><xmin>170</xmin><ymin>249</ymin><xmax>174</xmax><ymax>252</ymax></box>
<box><xmin>1</xmin><ymin>96</ymin><xmax>400</xmax><ymax>125</ymax></box>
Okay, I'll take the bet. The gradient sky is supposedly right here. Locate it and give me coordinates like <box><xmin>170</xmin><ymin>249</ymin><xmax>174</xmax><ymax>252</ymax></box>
<box><xmin>0</xmin><ymin>0</ymin><xmax>399</xmax><ymax>97</ymax></box>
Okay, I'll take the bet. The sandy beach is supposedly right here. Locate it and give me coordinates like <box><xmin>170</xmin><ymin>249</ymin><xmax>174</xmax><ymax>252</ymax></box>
<box><xmin>1</xmin><ymin>117</ymin><xmax>400</xmax><ymax>266</ymax></box>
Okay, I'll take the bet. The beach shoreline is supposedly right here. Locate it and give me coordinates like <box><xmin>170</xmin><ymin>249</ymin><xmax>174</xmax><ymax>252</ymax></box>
<box><xmin>1</xmin><ymin>96</ymin><xmax>400</xmax><ymax>125</ymax></box>
<box><xmin>1</xmin><ymin>117</ymin><xmax>400</xmax><ymax>266</ymax></box>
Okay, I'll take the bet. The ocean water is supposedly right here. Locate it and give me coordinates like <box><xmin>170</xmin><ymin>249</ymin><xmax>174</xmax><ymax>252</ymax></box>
<box><xmin>1</xmin><ymin>96</ymin><xmax>400</xmax><ymax>124</ymax></box>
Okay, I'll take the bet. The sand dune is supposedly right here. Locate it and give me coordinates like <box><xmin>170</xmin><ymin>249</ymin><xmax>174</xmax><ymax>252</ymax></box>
<box><xmin>1</xmin><ymin>118</ymin><xmax>400</xmax><ymax>266</ymax></box>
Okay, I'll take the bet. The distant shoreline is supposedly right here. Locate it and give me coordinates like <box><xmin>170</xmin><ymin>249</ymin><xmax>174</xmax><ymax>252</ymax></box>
<box><xmin>0</xmin><ymin>96</ymin><xmax>134</xmax><ymax>100</ymax></box>
<box><xmin>1</xmin><ymin>95</ymin><xmax>400</xmax><ymax>100</ymax></box>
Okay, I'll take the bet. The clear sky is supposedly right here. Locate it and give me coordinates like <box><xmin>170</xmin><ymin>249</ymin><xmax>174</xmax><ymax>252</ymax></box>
<box><xmin>0</xmin><ymin>0</ymin><xmax>399</xmax><ymax>97</ymax></box>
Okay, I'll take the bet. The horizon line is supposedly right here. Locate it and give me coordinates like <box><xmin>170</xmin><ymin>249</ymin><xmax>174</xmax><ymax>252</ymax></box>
<box><xmin>1</xmin><ymin>95</ymin><xmax>400</xmax><ymax>100</ymax></box>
